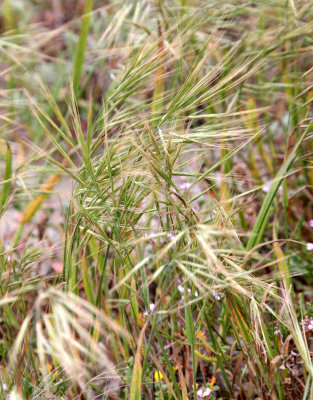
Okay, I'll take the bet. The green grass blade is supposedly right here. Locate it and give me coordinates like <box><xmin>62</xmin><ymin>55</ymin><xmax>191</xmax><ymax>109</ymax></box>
<box><xmin>246</xmin><ymin>120</ymin><xmax>313</xmax><ymax>251</ymax></box>
<box><xmin>184</xmin><ymin>288</ymin><xmax>196</xmax><ymax>398</ymax></box>
<box><xmin>0</xmin><ymin>141</ymin><xmax>12</xmax><ymax>208</ymax></box>
<box><xmin>73</xmin><ymin>0</ymin><xmax>94</xmax><ymax>97</ymax></box>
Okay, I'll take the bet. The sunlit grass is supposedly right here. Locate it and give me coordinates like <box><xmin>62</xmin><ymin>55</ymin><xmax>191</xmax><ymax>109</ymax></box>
<box><xmin>1</xmin><ymin>1</ymin><xmax>313</xmax><ymax>399</ymax></box>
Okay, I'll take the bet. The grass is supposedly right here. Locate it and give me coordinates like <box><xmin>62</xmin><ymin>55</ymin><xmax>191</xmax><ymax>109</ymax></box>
<box><xmin>1</xmin><ymin>0</ymin><xmax>313</xmax><ymax>399</ymax></box>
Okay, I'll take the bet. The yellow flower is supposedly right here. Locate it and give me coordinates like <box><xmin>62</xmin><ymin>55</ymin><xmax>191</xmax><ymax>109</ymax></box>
<box><xmin>197</xmin><ymin>330</ymin><xmax>206</xmax><ymax>340</ymax></box>
<box><xmin>137</xmin><ymin>312</ymin><xmax>145</xmax><ymax>327</ymax></box>
<box><xmin>46</xmin><ymin>363</ymin><xmax>53</xmax><ymax>372</ymax></box>
<box><xmin>210</xmin><ymin>376</ymin><xmax>216</xmax><ymax>389</ymax></box>
<box><xmin>154</xmin><ymin>370</ymin><xmax>164</xmax><ymax>382</ymax></box>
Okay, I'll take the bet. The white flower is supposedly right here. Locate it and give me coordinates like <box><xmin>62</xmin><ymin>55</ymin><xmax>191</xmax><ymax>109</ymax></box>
<box><xmin>143</xmin><ymin>303</ymin><xmax>155</xmax><ymax>316</ymax></box>
<box><xmin>306</xmin><ymin>242</ymin><xmax>313</xmax><ymax>251</ymax></box>
<box><xmin>262</xmin><ymin>183</ymin><xmax>271</xmax><ymax>193</ymax></box>
<box><xmin>262</xmin><ymin>183</ymin><xmax>282</xmax><ymax>194</ymax></box>
<box><xmin>197</xmin><ymin>387</ymin><xmax>212</xmax><ymax>398</ymax></box>
<box><xmin>178</xmin><ymin>285</ymin><xmax>184</xmax><ymax>294</ymax></box>
<box><xmin>203</xmin><ymin>388</ymin><xmax>212</xmax><ymax>396</ymax></box>
<box><xmin>308</xmin><ymin>324</ymin><xmax>313</xmax><ymax>331</ymax></box>
<box><xmin>197</xmin><ymin>389</ymin><xmax>204</xmax><ymax>397</ymax></box>
<box><xmin>178</xmin><ymin>285</ymin><xmax>191</xmax><ymax>295</ymax></box>
<box><xmin>212</xmin><ymin>289</ymin><xmax>224</xmax><ymax>301</ymax></box>
<box><xmin>195</xmin><ymin>291</ymin><xmax>199</xmax><ymax>298</ymax></box>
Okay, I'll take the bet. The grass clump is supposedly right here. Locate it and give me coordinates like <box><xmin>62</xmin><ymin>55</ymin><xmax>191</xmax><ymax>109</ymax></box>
<box><xmin>1</xmin><ymin>1</ymin><xmax>313</xmax><ymax>399</ymax></box>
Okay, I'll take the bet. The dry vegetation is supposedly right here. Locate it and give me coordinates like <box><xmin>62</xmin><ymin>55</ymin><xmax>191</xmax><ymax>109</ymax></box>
<box><xmin>1</xmin><ymin>1</ymin><xmax>313</xmax><ymax>399</ymax></box>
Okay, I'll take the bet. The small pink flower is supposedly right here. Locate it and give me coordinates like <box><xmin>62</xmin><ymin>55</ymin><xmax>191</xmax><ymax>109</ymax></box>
<box><xmin>309</xmin><ymin>220</ymin><xmax>313</xmax><ymax>228</ymax></box>
<box><xmin>52</xmin><ymin>262</ymin><xmax>63</xmax><ymax>274</ymax></box>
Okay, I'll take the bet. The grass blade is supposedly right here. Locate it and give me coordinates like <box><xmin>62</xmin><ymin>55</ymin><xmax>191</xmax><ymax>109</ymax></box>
<box><xmin>73</xmin><ymin>0</ymin><xmax>94</xmax><ymax>97</ymax></box>
<box><xmin>0</xmin><ymin>141</ymin><xmax>12</xmax><ymax>208</ymax></box>
<box><xmin>246</xmin><ymin>120</ymin><xmax>313</xmax><ymax>251</ymax></box>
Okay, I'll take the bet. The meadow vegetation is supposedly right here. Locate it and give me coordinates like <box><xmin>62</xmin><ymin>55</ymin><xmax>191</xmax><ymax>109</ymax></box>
<box><xmin>1</xmin><ymin>1</ymin><xmax>313</xmax><ymax>399</ymax></box>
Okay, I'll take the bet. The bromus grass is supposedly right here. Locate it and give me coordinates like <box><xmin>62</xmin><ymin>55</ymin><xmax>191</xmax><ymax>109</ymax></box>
<box><xmin>1</xmin><ymin>1</ymin><xmax>313</xmax><ymax>399</ymax></box>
